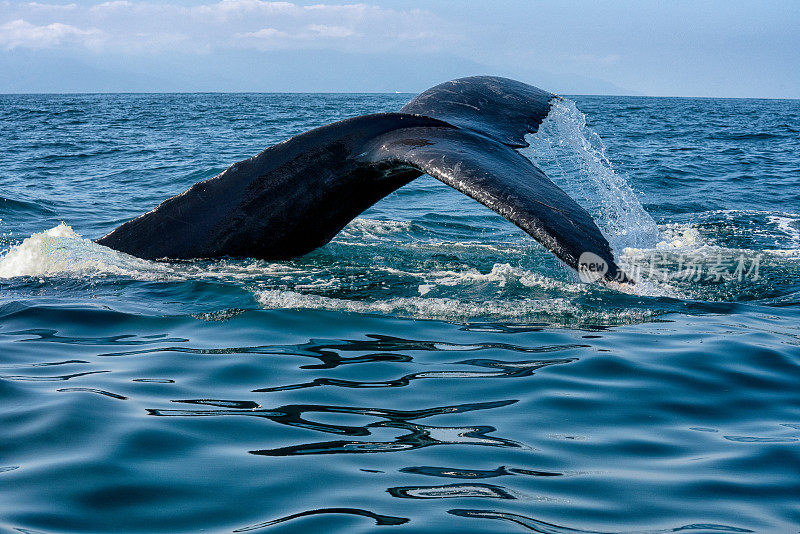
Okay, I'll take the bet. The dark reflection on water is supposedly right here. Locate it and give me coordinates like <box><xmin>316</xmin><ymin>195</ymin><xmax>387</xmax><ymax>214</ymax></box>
<box><xmin>100</xmin><ymin>335</ymin><xmax>584</xmax><ymax>370</ymax></box>
<box><xmin>150</xmin><ymin>398</ymin><xmax>523</xmax><ymax>455</ymax></box>
<box><xmin>0</xmin><ymin>369</ymin><xmax>110</xmax><ymax>381</ymax></box>
<box><xmin>1</xmin><ymin>328</ymin><xmax>188</xmax><ymax>345</ymax></box>
<box><xmin>447</xmin><ymin>510</ymin><xmax>754</xmax><ymax>533</ymax></box>
<box><xmin>400</xmin><ymin>465</ymin><xmax>563</xmax><ymax>479</ymax></box>
<box><xmin>234</xmin><ymin>507</ymin><xmax>410</xmax><ymax>532</ymax></box>
<box><xmin>0</xmin><ymin>359</ymin><xmax>89</xmax><ymax>368</ymax></box>
<box><xmin>253</xmin><ymin>420</ymin><xmax>524</xmax><ymax>457</ymax></box>
<box><xmin>388</xmin><ymin>483</ymin><xmax>518</xmax><ymax>500</ymax></box>
<box><xmin>254</xmin><ymin>357</ymin><xmax>577</xmax><ymax>392</ymax></box>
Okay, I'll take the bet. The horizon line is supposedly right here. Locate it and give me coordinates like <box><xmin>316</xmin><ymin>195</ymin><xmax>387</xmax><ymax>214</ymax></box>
<box><xmin>1</xmin><ymin>91</ymin><xmax>798</xmax><ymax>101</ymax></box>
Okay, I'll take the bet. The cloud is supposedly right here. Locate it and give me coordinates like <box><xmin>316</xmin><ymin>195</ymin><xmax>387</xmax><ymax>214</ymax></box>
<box><xmin>240</xmin><ymin>27</ymin><xmax>290</xmax><ymax>39</ymax></box>
<box><xmin>234</xmin><ymin>23</ymin><xmax>356</xmax><ymax>50</ymax></box>
<box><xmin>0</xmin><ymin>19</ymin><xmax>105</xmax><ymax>50</ymax></box>
<box><xmin>0</xmin><ymin>0</ymin><xmax>457</xmax><ymax>53</ymax></box>
<box><xmin>307</xmin><ymin>24</ymin><xmax>353</xmax><ymax>39</ymax></box>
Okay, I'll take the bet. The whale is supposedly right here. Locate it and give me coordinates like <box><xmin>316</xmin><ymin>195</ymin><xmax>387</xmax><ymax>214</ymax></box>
<box><xmin>96</xmin><ymin>76</ymin><xmax>631</xmax><ymax>284</ymax></box>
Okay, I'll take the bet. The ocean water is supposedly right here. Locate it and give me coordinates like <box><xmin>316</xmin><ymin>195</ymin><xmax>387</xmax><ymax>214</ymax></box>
<box><xmin>1</xmin><ymin>91</ymin><xmax>799</xmax><ymax>533</ymax></box>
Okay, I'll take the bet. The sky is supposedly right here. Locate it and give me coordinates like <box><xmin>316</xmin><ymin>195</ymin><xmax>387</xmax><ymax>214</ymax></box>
<box><xmin>0</xmin><ymin>0</ymin><xmax>798</xmax><ymax>97</ymax></box>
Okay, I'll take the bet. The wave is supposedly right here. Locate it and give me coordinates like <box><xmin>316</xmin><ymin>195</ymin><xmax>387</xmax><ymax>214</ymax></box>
<box><xmin>0</xmin><ymin>195</ymin><xmax>56</xmax><ymax>216</ymax></box>
<box><xmin>709</xmin><ymin>132</ymin><xmax>786</xmax><ymax>141</ymax></box>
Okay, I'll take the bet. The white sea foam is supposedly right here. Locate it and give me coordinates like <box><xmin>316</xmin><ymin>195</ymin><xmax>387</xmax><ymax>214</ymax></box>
<box><xmin>338</xmin><ymin>218</ymin><xmax>414</xmax><ymax>238</ymax></box>
<box><xmin>615</xmin><ymin>218</ymin><xmax>788</xmax><ymax>300</ymax></box>
<box><xmin>653</xmin><ymin>224</ymin><xmax>702</xmax><ymax>250</ymax></box>
<box><xmin>0</xmin><ymin>224</ymin><xmax>166</xmax><ymax>279</ymax></box>
<box><xmin>253</xmin><ymin>288</ymin><xmax>654</xmax><ymax>324</ymax></box>
<box><xmin>767</xmin><ymin>214</ymin><xmax>800</xmax><ymax>248</ymax></box>
<box><xmin>417</xmin><ymin>263</ymin><xmax>586</xmax><ymax>293</ymax></box>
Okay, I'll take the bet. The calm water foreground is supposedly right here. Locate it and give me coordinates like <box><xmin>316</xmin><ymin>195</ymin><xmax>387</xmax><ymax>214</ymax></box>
<box><xmin>1</xmin><ymin>93</ymin><xmax>799</xmax><ymax>533</ymax></box>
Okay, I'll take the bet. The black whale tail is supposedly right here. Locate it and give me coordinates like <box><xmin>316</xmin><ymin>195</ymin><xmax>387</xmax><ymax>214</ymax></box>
<box><xmin>96</xmin><ymin>76</ymin><xmax>633</xmax><ymax>285</ymax></box>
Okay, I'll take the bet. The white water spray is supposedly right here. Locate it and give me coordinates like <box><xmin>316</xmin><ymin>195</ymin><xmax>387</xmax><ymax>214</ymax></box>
<box><xmin>522</xmin><ymin>98</ymin><xmax>661</xmax><ymax>253</ymax></box>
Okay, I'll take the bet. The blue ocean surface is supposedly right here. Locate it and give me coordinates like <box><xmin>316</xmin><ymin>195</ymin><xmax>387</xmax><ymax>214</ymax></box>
<box><xmin>1</xmin><ymin>92</ymin><xmax>799</xmax><ymax>533</ymax></box>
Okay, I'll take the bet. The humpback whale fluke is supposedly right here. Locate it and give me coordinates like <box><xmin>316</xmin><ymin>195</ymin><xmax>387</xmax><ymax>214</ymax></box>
<box><xmin>96</xmin><ymin>76</ymin><xmax>631</xmax><ymax>284</ymax></box>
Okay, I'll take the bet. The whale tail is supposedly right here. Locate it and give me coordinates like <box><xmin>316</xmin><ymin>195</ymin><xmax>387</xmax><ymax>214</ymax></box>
<box><xmin>96</xmin><ymin>76</ymin><xmax>632</xmax><ymax>285</ymax></box>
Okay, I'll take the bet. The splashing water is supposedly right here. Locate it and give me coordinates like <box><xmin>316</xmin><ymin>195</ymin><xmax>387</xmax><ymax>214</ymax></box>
<box><xmin>516</xmin><ymin>99</ymin><xmax>800</xmax><ymax>301</ymax></box>
<box><xmin>523</xmin><ymin>98</ymin><xmax>661</xmax><ymax>253</ymax></box>
<box><xmin>520</xmin><ymin>98</ymin><xmax>719</xmax><ymax>297</ymax></box>
<box><xmin>0</xmin><ymin>224</ymin><xmax>172</xmax><ymax>279</ymax></box>
<box><xmin>2</xmin><ymin>96</ymin><xmax>797</xmax><ymax>315</ymax></box>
